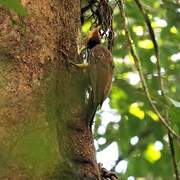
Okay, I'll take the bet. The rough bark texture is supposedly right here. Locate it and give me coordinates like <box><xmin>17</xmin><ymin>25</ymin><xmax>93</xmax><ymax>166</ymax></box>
<box><xmin>0</xmin><ymin>0</ymin><xmax>100</xmax><ymax>179</ymax></box>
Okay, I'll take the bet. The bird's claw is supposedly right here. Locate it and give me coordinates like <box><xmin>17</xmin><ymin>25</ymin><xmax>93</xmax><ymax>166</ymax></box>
<box><xmin>98</xmin><ymin>163</ymin><xmax>119</xmax><ymax>180</ymax></box>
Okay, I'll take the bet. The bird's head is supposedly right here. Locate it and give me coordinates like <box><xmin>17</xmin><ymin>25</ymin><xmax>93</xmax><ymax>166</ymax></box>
<box><xmin>86</xmin><ymin>26</ymin><xmax>101</xmax><ymax>49</ymax></box>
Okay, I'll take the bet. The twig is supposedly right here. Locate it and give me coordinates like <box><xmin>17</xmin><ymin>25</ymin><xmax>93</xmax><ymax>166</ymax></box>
<box><xmin>165</xmin><ymin>110</ymin><xmax>180</xmax><ymax>180</ymax></box>
<box><xmin>81</xmin><ymin>0</ymin><xmax>97</xmax><ymax>24</ymax></box>
<box><xmin>168</xmin><ymin>131</ymin><xmax>180</xmax><ymax>180</ymax></box>
<box><xmin>134</xmin><ymin>0</ymin><xmax>165</xmax><ymax>98</ymax></box>
<box><xmin>134</xmin><ymin>1</ymin><xmax>180</xmax><ymax>178</ymax></box>
<box><xmin>118</xmin><ymin>0</ymin><xmax>180</xmax><ymax>141</ymax></box>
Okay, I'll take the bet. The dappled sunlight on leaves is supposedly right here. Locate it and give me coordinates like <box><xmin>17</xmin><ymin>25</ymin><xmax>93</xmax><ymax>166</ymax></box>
<box><xmin>147</xmin><ymin>111</ymin><xmax>159</xmax><ymax>122</ymax></box>
<box><xmin>138</xmin><ymin>39</ymin><xmax>154</xmax><ymax>49</ymax></box>
<box><xmin>170</xmin><ymin>26</ymin><xmax>178</xmax><ymax>34</ymax></box>
<box><xmin>94</xmin><ymin>0</ymin><xmax>180</xmax><ymax>178</ymax></box>
<box><xmin>129</xmin><ymin>103</ymin><xmax>145</xmax><ymax>120</ymax></box>
<box><xmin>132</xmin><ymin>25</ymin><xmax>144</xmax><ymax>36</ymax></box>
<box><xmin>144</xmin><ymin>144</ymin><xmax>162</xmax><ymax>163</ymax></box>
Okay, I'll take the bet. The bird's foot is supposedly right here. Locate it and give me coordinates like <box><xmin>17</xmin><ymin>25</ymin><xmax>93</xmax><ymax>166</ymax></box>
<box><xmin>69</xmin><ymin>61</ymin><xmax>89</xmax><ymax>69</ymax></box>
<box><xmin>98</xmin><ymin>163</ymin><xmax>118</xmax><ymax>180</ymax></box>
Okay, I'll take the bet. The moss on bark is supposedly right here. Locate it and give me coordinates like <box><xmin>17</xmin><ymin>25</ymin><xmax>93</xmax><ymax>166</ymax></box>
<box><xmin>0</xmin><ymin>0</ymin><xmax>100</xmax><ymax>179</ymax></box>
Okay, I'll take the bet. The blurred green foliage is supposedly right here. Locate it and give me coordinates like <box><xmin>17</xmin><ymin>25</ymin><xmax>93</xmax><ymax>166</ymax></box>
<box><xmin>1</xmin><ymin>0</ymin><xmax>179</xmax><ymax>179</ymax></box>
<box><xmin>91</xmin><ymin>0</ymin><xmax>180</xmax><ymax>179</ymax></box>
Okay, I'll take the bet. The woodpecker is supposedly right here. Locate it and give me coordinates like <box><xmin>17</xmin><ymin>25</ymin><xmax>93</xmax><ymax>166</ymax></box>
<box><xmin>86</xmin><ymin>27</ymin><xmax>114</xmax><ymax>128</ymax></box>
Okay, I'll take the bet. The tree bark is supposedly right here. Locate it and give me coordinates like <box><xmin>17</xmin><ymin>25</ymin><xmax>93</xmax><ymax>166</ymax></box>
<box><xmin>0</xmin><ymin>0</ymin><xmax>100</xmax><ymax>179</ymax></box>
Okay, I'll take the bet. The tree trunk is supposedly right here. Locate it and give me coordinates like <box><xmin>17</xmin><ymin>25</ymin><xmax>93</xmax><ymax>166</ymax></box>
<box><xmin>0</xmin><ymin>0</ymin><xmax>100</xmax><ymax>179</ymax></box>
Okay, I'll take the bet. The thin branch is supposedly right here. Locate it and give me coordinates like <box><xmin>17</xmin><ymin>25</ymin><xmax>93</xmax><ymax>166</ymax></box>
<box><xmin>81</xmin><ymin>0</ymin><xmax>97</xmax><ymax>24</ymax></box>
<box><xmin>134</xmin><ymin>1</ymin><xmax>180</xmax><ymax>178</ymax></box>
<box><xmin>134</xmin><ymin>0</ymin><xmax>165</xmax><ymax>98</ymax></box>
<box><xmin>168</xmin><ymin>131</ymin><xmax>180</xmax><ymax>180</ymax></box>
<box><xmin>165</xmin><ymin>110</ymin><xmax>180</xmax><ymax>180</ymax></box>
<box><xmin>118</xmin><ymin>0</ymin><xmax>180</xmax><ymax>141</ymax></box>
<box><xmin>81</xmin><ymin>0</ymin><xmax>96</xmax><ymax>14</ymax></box>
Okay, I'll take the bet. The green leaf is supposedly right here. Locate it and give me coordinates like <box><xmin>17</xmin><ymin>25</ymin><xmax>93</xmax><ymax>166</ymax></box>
<box><xmin>0</xmin><ymin>0</ymin><xmax>27</xmax><ymax>16</ymax></box>
<box><xmin>169</xmin><ymin>107</ymin><xmax>180</xmax><ymax>133</ymax></box>
<box><xmin>168</xmin><ymin>97</ymin><xmax>180</xmax><ymax>108</ymax></box>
